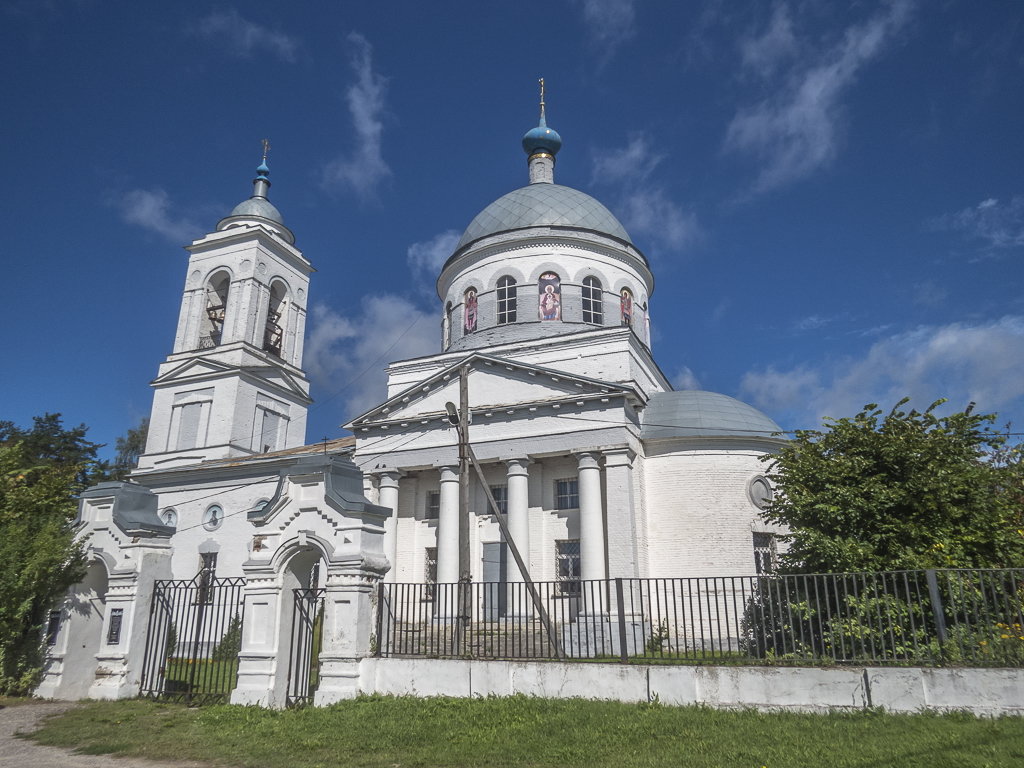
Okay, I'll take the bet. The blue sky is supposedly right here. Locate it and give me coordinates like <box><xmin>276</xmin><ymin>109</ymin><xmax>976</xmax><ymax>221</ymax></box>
<box><xmin>3</xmin><ymin>0</ymin><xmax>1023</xmax><ymax>460</ymax></box>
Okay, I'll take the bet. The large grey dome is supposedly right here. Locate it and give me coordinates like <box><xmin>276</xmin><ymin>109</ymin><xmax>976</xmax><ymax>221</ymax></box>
<box><xmin>456</xmin><ymin>183</ymin><xmax>632</xmax><ymax>251</ymax></box>
<box><xmin>641</xmin><ymin>391</ymin><xmax>783</xmax><ymax>440</ymax></box>
<box><xmin>228</xmin><ymin>196</ymin><xmax>285</xmax><ymax>226</ymax></box>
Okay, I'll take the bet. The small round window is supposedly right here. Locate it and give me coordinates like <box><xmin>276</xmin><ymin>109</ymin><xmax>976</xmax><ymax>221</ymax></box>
<box><xmin>202</xmin><ymin>504</ymin><xmax>224</xmax><ymax>531</ymax></box>
<box><xmin>749</xmin><ymin>476</ymin><xmax>773</xmax><ymax>510</ymax></box>
<box><xmin>160</xmin><ymin>508</ymin><xmax>178</xmax><ymax>527</ymax></box>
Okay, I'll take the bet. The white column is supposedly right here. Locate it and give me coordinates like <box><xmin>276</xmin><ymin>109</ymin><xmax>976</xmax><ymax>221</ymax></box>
<box><xmin>377</xmin><ymin>471</ymin><xmax>402</xmax><ymax>583</ymax></box>
<box><xmin>577</xmin><ymin>452</ymin><xmax>606</xmax><ymax>615</ymax></box>
<box><xmin>505</xmin><ymin>458</ymin><xmax>531</xmax><ymax>582</ymax></box>
<box><xmin>437</xmin><ymin>466</ymin><xmax>460</xmax><ymax>585</ymax></box>
<box><xmin>504</xmin><ymin>458</ymin><xmax>531</xmax><ymax>619</ymax></box>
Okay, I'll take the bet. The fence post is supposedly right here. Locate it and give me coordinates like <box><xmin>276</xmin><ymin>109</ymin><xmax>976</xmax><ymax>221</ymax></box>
<box><xmin>374</xmin><ymin>581</ymin><xmax>386</xmax><ymax>658</ymax></box>
<box><xmin>925</xmin><ymin>569</ymin><xmax>948</xmax><ymax>647</ymax></box>
<box><xmin>615</xmin><ymin>579</ymin><xmax>629</xmax><ymax>663</ymax></box>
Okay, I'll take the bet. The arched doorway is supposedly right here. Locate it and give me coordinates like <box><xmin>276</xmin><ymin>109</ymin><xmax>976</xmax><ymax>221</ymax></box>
<box><xmin>55</xmin><ymin>559</ymin><xmax>109</xmax><ymax>699</ymax></box>
<box><xmin>279</xmin><ymin>546</ymin><xmax>327</xmax><ymax>707</ymax></box>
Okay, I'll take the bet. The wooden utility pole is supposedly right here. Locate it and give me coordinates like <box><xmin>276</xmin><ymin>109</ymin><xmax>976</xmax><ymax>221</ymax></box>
<box><xmin>456</xmin><ymin>364</ymin><xmax>472</xmax><ymax>651</ymax></box>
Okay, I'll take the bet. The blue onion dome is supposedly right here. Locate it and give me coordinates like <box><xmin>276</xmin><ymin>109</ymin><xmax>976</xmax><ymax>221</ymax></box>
<box><xmin>522</xmin><ymin>118</ymin><xmax>562</xmax><ymax>157</ymax></box>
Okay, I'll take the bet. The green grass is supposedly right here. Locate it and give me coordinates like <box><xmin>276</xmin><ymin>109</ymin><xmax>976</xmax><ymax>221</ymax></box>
<box><xmin>26</xmin><ymin>695</ymin><xmax>1024</xmax><ymax>768</ymax></box>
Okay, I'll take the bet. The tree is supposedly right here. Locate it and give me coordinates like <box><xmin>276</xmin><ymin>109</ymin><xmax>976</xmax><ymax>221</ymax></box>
<box><xmin>112</xmin><ymin>417</ymin><xmax>148</xmax><ymax>480</ymax></box>
<box><xmin>0</xmin><ymin>414</ymin><xmax>96</xmax><ymax>694</ymax></box>
<box><xmin>761</xmin><ymin>399</ymin><xmax>1024</xmax><ymax>574</ymax></box>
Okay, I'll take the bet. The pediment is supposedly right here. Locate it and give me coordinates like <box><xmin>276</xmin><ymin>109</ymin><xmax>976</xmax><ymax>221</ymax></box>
<box><xmin>152</xmin><ymin>357</ymin><xmax>234</xmax><ymax>384</ymax></box>
<box><xmin>152</xmin><ymin>358</ymin><xmax>309</xmax><ymax>401</ymax></box>
<box><xmin>348</xmin><ymin>354</ymin><xmax>637</xmax><ymax>428</ymax></box>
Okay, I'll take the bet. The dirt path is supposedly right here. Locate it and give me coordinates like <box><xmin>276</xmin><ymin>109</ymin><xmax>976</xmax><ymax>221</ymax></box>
<box><xmin>0</xmin><ymin>702</ymin><xmax>210</xmax><ymax>768</ymax></box>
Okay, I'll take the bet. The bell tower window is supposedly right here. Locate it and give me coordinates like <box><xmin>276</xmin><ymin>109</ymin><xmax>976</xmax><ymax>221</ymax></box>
<box><xmin>496</xmin><ymin>276</ymin><xmax>517</xmax><ymax>324</ymax></box>
<box><xmin>199</xmin><ymin>272</ymin><xmax>231</xmax><ymax>349</ymax></box>
<box><xmin>263</xmin><ymin>282</ymin><xmax>287</xmax><ymax>357</ymax></box>
<box><xmin>582</xmin><ymin>276</ymin><xmax>603</xmax><ymax>324</ymax></box>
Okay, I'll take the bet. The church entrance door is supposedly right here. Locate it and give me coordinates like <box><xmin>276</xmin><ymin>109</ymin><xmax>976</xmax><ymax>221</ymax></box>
<box><xmin>481</xmin><ymin>541</ymin><xmax>507</xmax><ymax>620</ymax></box>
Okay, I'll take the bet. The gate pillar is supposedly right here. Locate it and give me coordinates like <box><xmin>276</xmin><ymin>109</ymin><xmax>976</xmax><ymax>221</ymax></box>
<box><xmin>315</xmin><ymin>562</ymin><xmax>386</xmax><ymax>706</ymax></box>
<box><xmin>37</xmin><ymin>482</ymin><xmax>173</xmax><ymax>701</ymax></box>
<box><xmin>230</xmin><ymin>566</ymin><xmax>281</xmax><ymax>707</ymax></box>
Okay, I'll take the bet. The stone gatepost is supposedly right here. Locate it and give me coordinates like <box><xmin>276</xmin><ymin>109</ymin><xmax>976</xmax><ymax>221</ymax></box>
<box><xmin>315</xmin><ymin>560</ymin><xmax>386</xmax><ymax>705</ymax></box>
<box><xmin>37</xmin><ymin>482</ymin><xmax>173</xmax><ymax>701</ymax></box>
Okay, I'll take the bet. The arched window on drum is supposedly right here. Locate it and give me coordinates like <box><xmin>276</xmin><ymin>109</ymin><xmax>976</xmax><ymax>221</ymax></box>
<box><xmin>619</xmin><ymin>287</ymin><xmax>634</xmax><ymax>327</ymax></box>
<box><xmin>538</xmin><ymin>272</ymin><xmax>561</xmax><ymax>321</ymax></box>
<box><xmin>582</xmin><ymin>276</ymin><xmax>603</xmax><ymax>325</ymax></box>
<box><xmin>497</xmin><ymin>276</ymin><xmax>517</xmax><ymax>324</ymax></box>
<box><xmin>463</xmin><ymin>288</ymin><xmax>479</xmax><ymax>334</ymax></box>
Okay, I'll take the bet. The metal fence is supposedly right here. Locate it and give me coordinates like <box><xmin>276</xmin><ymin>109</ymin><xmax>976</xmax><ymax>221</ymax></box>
<box><xmin>376</xmin><ymin>568</ymin><xmax>1024</xmax><ymax>666</ymax></box>
<box><xmin>138</xmin><ymin>574</ymin><xmax>246</xmax><ymax>704</ymax></box>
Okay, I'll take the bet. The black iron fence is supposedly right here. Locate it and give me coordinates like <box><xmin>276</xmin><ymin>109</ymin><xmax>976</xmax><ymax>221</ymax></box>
<box><xmin>138</xmin><ymin>574</ymin><xmax>246</xmax><ymax>704</ymax></box>
<box><xmin>376</xmin><ymin>569</ymin><xmax>1024</xmax><ymax>666</ymax></box>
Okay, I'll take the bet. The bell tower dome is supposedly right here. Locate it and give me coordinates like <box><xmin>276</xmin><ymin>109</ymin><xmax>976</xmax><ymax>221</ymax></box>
<box><xmin>137</xmin><ymin>144</ymin><xmax>313</xmax><ymax>471</ymax></box>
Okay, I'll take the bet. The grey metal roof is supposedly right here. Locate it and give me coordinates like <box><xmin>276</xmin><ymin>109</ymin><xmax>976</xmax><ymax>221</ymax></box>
<box><xmin>641</xmin><ymin>390</ymin><xmax>783</xmax><ymax>440</ymax></box>
<box><xmin>228</xmin><ymin>196</ymin><xmax>285</xmax><ymax>225</ymax></box>
<box><xmin>457</xmin><ymin>183</ymin><xmax>632</xmax><ymax>250</ymax></box>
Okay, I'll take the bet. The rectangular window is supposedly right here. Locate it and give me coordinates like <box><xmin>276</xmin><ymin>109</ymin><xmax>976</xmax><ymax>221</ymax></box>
<box><xmin>425</xmin><ymin>491</ymin><xmax>440</xmax><ymax>520</ymax></box>
<box><xmin>424</xmin><ymin>547</ymin><xmax>438</xmax><ymax>600</ymax></box>
<box><xmin>197</xmin><ymin>552</ymin><xmax>218</xmax><ymax>604</ymax></box>
<box><xmin>176</xmin><ymin>402</ymin><xmax>203</xmax><ymax>450</ymax></box>
<box><xmin>106</xmin><ymin>608</ymin><xmax>124</xmax><ymax>645</ymax></box>
<box><xmin>555</xmin><ymin>540</ymin><xmax>581</xmax><ymax>596</ymax></box>
<box><xmin>753</xmin><ymin>533</ymin><xmax>777</xmax><ymax>575</ymax></box>
<box><xmin>259</xmin><ymin>409</ymin><xmax>282</xmax><ymax>453</ymax></box>
<box><xmin>45</xmin><ymin>610</ymin><xmax>61</xmax><ymax>646</ymax></box>
<box><xmin>555</xmin><ymin>478</ymin><xmax>579</xmax><ymax>510</ymax></box>
<box><xmin>482</xmin><ymin>484</ymin><xmax>507</xmax><ymax>515</ymax></box>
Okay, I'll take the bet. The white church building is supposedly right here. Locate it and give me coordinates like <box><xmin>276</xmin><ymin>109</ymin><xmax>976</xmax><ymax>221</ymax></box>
<box><xmin>38</xmin><ymin>99</ymin><xmax>787</xmax><ymax>705</ymax></box>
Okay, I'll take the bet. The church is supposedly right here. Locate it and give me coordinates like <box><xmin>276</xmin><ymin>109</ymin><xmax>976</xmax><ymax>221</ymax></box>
<box><xmin>37</xmin><ymin>95</ymin><xmax>787</xmax><ymax>704</ymax></box>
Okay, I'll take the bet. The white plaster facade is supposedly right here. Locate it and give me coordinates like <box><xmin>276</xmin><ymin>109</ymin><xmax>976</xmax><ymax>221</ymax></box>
<box><xmin>41</xmin><ymin>115</ymin><xmax>792</xmax><ymax>703</ymax></box>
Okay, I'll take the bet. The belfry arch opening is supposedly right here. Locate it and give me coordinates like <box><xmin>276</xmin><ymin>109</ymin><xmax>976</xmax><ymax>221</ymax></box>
<box><xmin>263</xmin><ymin>281</ymin><xmax>288</xmax><ymax>358</ymax></box>
<box><xmin>200</xmin><ymin>272</ymin><xmax>231</xmax><ymax>348</ymax></box>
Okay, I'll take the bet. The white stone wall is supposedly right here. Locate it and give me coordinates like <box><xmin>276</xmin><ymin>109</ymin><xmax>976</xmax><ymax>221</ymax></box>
<box><xmin>641</xmin><ymin>439</ymin><xmax>786</xmax><ymax>578</ymax></box>
<box><xmin>359</xmin><ymin>658</ymin><xmax>1024</xmax><ymax>716</ymax></box>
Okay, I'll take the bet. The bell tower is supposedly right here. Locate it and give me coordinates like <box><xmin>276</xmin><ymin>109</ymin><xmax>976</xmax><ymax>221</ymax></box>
<box><xmin>137</xmin><ymin>147</ymin><xmax>313</xmax><ymax>471</ymax></box>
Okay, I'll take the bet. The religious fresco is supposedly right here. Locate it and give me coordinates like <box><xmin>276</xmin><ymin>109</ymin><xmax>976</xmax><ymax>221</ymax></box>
<box><xmin>620</xmin><ymin>288</ymin><xmax>633</xmax><ymax>327</ymax></box>
<box><xmin>538</xmin><ymin>272</ymin><xmax>561</xmax><ymax>321</ymax></box>
<box><xmin>464</xmin><ymin>288</ymin><xmax>478</xmax><ymax>333</ymax></box>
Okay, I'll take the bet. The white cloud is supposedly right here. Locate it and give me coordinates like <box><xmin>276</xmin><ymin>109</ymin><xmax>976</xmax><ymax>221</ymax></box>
<box><xmin>591</xmin><ymin>135</ymin><xmax>700</xmax><ymax>254</ymax></box>
<box><xmin>725</xmin><ymin>0</ymin><xmax>914</xmax><ymax>193</ymax></box>
<box><xmin>115</xmin><ymin>188</ymin><xmax>200</xmax><ymax>243</ymax></box>
<box><xmin>592</xmin><ymin>134</ymin><xmax>663</xmax><ymax>183</ymax></box>
<box><xmin>574</xmin><ymin>0</ymin><xmax>636</xmax><ymax>53</ymax></box>
<box><xmin>739</xmin><ymin>316</ymin><xmax>1024</xmax><ymax>429</ymax></box>
<box><xmin>322</xmin><ymin>33</ymin><xmax>391</xmax><ymax>200</ymax></box>
<box><xmin>739</xmin><ymin>3</ymin><xmax>798</xmax><ymax>76</ymax></box>
<box><xmin>304</xmin><ymin>296</ymin><xmax>438</xmax><ymax>421</ymax></box>
<box><xmin>195</xmin><ymin>9</ymin><xmax>298</xmax><ymax>62</ymax></box>
<box><xmin>407</xmin><ymin>229</ymin><xmax>461</xmax><ymax>279</ymax></box>
<box><xmin>930</xmin><ymin>196</ymin><xmax>1024</xmax><ymax>250</ymax></box>
<box><xmin>672</xmin><ymin>366</ymin><xmax>702</xmax><ymax>391</ymax></box>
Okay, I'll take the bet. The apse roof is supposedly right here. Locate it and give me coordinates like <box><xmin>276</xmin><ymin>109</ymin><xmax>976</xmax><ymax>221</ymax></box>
<box><xmin>641</xmin><ymin>390</ymin><xmax>784</xmax><ymax>440</ymax></box>
<box><xmin>456</xmin><ymin>183</ymin><xmax>633</xmax><ymax>251</ymax></box>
